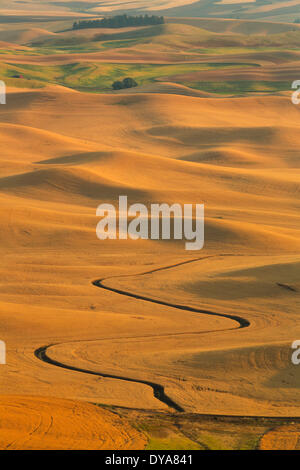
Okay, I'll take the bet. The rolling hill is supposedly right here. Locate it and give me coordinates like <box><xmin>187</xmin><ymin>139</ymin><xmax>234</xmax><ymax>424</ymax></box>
<box><xmin>0</xmin><ymin>0</ymin><xmax>300</xmax><ymax>22</ymax></box>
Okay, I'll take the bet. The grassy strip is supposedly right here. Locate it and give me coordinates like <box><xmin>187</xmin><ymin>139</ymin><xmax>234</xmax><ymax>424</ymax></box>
<box><xmin>0</xmin><ymin>61</ymin><xmax>259</xmax><ymax>92</ymax></box>
<box><xmin>183</xmin><ymin>80</ymin><xmax>292</xmax><ymax>94</ymax></box>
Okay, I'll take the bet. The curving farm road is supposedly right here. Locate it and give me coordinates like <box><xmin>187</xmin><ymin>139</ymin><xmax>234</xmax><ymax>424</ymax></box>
<box><xmin>34</xmin><ymin>256</ymin><xmax>251</xmax><ymax>413</ymax></box>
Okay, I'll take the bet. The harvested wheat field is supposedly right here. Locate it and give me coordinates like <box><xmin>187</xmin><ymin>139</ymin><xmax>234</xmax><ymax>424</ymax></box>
<box><xmin>0</xmin><ymin>4</ymin><xmax>299</xmax><ymax>451</ymax></box>
<box><xmin>0</xmin><ymin>395</ymin><xmax>146</xmax><ymax>450</ymax></box>
<box><xmin>259</xmin><ymin>423</ymin><xmax>300</xmax><ymax>450</ymax></box>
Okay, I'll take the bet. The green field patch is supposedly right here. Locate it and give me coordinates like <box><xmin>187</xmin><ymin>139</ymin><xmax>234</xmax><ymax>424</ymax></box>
<box><xmin>183</xmin><ymin>80</ymin><xmax>291</xmax><ymax>94</ymax></box>
<box><xmin>188</xmin><ymin>46</ymin><xmax>293</xmax><ymax>55</ymax></box>
<box><xmin>146</xmin><ymin>435</ymin><xmax>203</xmax><ymax>450</ymax></box>
<box><xmin>0</xmin><ymin>62</ymin><xmax>256</xmax><ymax>92</ymax></box>
<box><xmin>0</xmin><ymin>61</ymin><xmax>289</xmax><ymax>96</ymax></box>
<box><xmin>237</xmin><ymin>434</ymin><xmax>261</xmax><ymax>450</ymax></box>
<box><xmin>100</xmin><ymin>38</ymin><xmax>145</xmax><ymax>50</ymax></box>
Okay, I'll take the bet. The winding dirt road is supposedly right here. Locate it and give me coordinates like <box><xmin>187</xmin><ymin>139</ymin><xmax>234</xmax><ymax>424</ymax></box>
<box><xmin>35</xmin><ymin>256</ymin><xmax>250</xmax><ymax>413</ymax></box>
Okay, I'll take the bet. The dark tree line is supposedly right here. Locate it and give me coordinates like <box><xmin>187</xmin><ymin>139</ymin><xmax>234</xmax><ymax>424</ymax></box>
<box><xmin>73</xmin><ymin>14</ymin><xmax>165</xmax><ymax>30</ymax></box>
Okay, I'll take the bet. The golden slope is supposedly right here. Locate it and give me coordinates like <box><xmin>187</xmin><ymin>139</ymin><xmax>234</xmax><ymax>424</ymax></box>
<box><xmin>0</xmin><ymin>396</ymin><xmax>146</xmax><ymax>450</ymax></box>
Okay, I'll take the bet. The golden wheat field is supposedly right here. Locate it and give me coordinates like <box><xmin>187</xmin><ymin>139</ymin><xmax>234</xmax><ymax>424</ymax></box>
<box><xmin>0</xmin><ymin>0</ymin><xmax>299</xmax><ymax>451</ymax></box>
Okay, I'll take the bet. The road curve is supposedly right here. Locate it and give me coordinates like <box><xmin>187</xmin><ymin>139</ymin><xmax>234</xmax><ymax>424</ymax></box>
<box><xmin>35</xmin><ymin>256</ymin><xmax>250</xmax><ymax>413</ymax></box>
<box><xmin>34</xmin><ymin>345</ymin><xmax>184</xmax><ymax>412</ymax></box>
<box><xmin>93</xmin><ymin>255</ymin><xmax>250</xmax><ymax>329</ymax></box>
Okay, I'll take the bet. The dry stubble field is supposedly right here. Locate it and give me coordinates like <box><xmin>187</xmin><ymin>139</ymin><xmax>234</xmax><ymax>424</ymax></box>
<box><xmin>0</xmin><ymin>7</ymin><xmax>299</xmax><ymax>450</ymax></box>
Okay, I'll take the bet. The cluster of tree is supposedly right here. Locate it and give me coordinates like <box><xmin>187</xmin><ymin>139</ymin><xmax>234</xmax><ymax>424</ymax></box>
<box><xmin>112</xmin><ymin>77</ymin><xmax>138</xmax><ymax>90</ymax></box>
<box><xmin>294</xmin><ymin>18</ymin><xmax>300</xmax><ymax>23</ymax></box>
<box><xmin>73</xmin><ymin>14</ymin><xmax>165</xmax><ymax>30</ymax></box>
